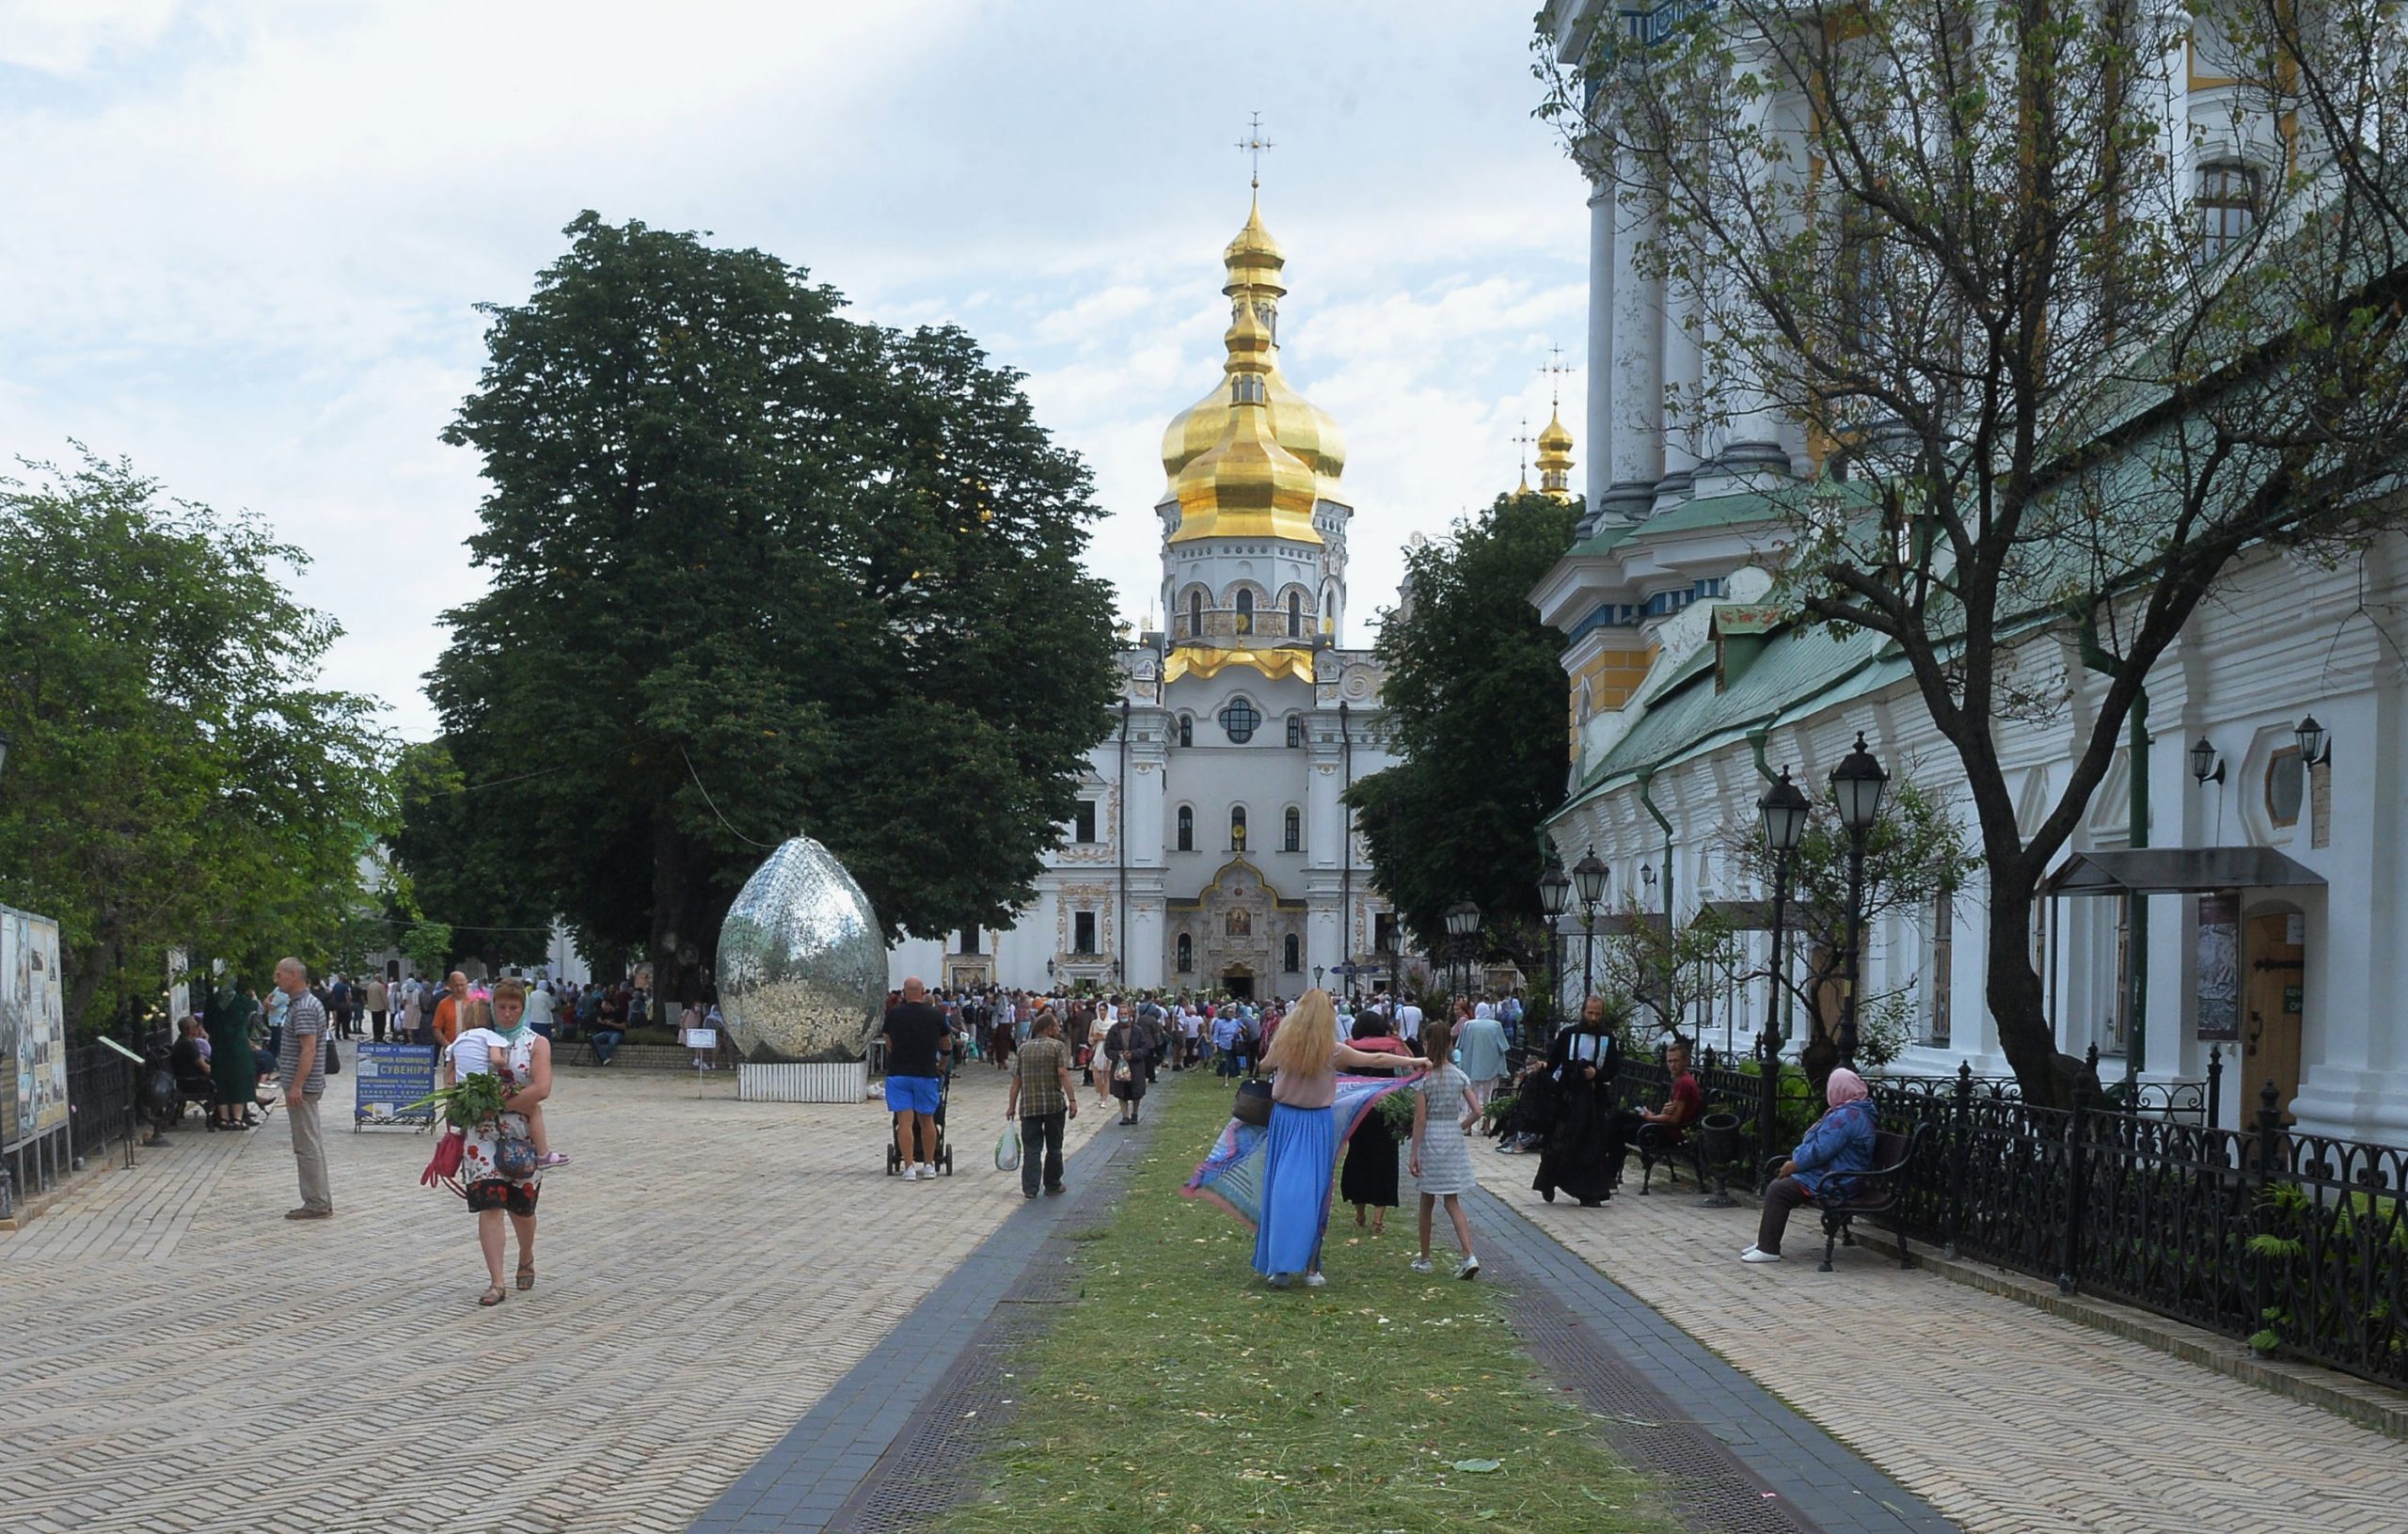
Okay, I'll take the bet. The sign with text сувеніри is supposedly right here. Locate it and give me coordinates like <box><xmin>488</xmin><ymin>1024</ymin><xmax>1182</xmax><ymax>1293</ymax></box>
<box><xmin>1</xmin><ymin>905</ymin><xmax>69</xmax><ymax>1150</ymax></box>
<box><xmin>354</xmin><ymin>1042</ymin><xmax>439</xmax><ymax>1128</ymax></box>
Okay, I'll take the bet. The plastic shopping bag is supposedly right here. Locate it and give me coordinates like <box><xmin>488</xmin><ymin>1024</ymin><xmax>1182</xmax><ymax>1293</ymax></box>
<box><xmin>996</xmin><ymin>1127</ymin><xmax>1022</xmax><ymax>1173</ymax></box>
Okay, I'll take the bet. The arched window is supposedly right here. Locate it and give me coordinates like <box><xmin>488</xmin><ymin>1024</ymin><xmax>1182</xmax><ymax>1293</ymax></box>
<box><xmin>1284</xmin><ymin>934</ymin><xmax>1301</xmax><ymax>973</ymax></box>
<box><xmin>1283</xmin><ymin>806</ymin><xmax>1301</xmax><ymax>852</ymax></box>
<box><xmin>1286</xmin><ymin>713</ymin><xmax>1306</xmax><ymax>748</ymax></box>
<box><xmin>1178</xmin><ymin>715</ymin><xmax>1194</xmax><ymax>749</ymax></box>
<box><xmin>1230</xmin><ymin>806</ymin><xmax>1247</xmax><ymax>850</ymax></box>
<box><xmin>1177</xmin><ymin>804</ymin><xmax>1194</xmax><ymax>851</ymax></box>
<box><xmin>1234</xmin><ymin>590</ymin><xmax>1254</xmax><ymax>635</ymax></box>
<box><xmin>1188</xmin><ymin>589</ymin><xmax>1205</xmax><ymax>638</ymax></box>
<box><xmin>2198</xmin><ymin>161</ymin><xmax>2261</xmax><ymax>261</ymax></box>
<box><xmin>1219</xmin><ymin>695</ymin><xmax>1260</xmax><ymax>743</ymax></box>
<box><xmin>1177</xmin><ymin>933</ymin><xmax>1194</xmax><ymax>973</ymax></box>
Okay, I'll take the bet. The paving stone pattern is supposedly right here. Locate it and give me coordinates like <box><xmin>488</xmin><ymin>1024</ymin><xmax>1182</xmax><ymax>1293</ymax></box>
<box><xmin>1466</xmin><ymin>1183</ymin><xmax>1955</xmax><ymax>1534</ymax></box>
<box><xmin>1473</xmin><ymin>1147</ymin><xmax>2408</xmax><ymax>1534</ymax></box>
<box><xmin>0</xmin><ymin>1063</ymin><xmax>1101</xmax><ymax>1534</ymax></box>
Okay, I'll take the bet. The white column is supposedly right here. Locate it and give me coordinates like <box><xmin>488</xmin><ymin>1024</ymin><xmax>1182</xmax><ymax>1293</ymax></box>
<box><xmin>1702</xmin><ymin>67</ymin><xmax>1795</xmax><ymax>483</ymax></box>
<box><xmin>1658</xmin><ymin>275</ymin><xmax>1701</xmax><ymax>501</ymax></box>
<box><xmin>1606</xmin><ymin>145</ymin><xmax>1663</xmax><ymax>521</ymax></box>
<box><xmin>1585</xmin><ymin>173</ymin><xmax>1616</xmax><ymax>527</ymax></box>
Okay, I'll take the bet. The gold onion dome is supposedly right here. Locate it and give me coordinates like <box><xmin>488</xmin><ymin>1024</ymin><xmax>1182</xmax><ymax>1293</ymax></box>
<box><xmin>1170</xmin><ymin>295</ymin><xmax>1320</xmax><ymax>544</ymax></box>
<box><xmin>1535</xmin><ymin>405</ymin><xmax>1576</xmax><ymax>499</ymax></box>
<box><xmin>1159</xmin><ymin>195</ymin><xmax>1347</xmax><ymax>511</ymax></box>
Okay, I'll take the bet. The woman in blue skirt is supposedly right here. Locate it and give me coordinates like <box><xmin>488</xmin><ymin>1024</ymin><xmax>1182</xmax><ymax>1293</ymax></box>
<box><xmin>1255</xmin><ymin>988</ymin><xmax>1418</xmax><ymax>1288</ymax></box>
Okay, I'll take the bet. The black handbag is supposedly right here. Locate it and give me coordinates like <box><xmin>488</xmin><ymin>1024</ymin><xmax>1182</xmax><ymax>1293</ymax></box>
<box><xmin>1233</xmin><ymin>1076</ymin><xmax>1273</xmax><ymax>1128</ymax></box>
<box><xmin>323</xmin><ymin>1033</ymin><xmax>341</xmax><ymax>1076</ymax></box>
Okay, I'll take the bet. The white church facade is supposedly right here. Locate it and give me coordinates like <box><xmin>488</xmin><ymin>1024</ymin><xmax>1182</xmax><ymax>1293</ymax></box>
<box><xmin>1532</xmin><ymin>1</ymin><xmax>2408</xmax><ymax>1146</ymax></box>
<box><xmin>888</xmin><ymin>197</ymin><xmax>1406</xmax><ymax>1000</ymax></box>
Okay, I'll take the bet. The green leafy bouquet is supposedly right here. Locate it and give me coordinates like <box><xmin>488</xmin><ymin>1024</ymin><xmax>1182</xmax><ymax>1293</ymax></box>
<box><xmin>405</xmin><ymin>1071</ymin><xmax>508</xmax><ymax>1133</ymax></box>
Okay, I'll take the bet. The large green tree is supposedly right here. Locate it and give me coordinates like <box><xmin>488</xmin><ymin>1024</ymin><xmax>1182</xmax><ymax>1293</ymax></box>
<box><xmin>430</xmin><ymin>213</ymin><xmax>1121</xmax><ymax>1004</ymax></box>
<box><xmin>1347</xmin><ymin>489</ymin><xmax>1579</xmax><ymax>978</ymax></box>
<box><xmin>0</xmin><ymin>451</ymin><xmax>389</xmax><ymax>1033</ymax></box>
<box><xmin>384</xmin><ymin>740</ymin><xmax>554</xmax><ymax>975</ymax></box>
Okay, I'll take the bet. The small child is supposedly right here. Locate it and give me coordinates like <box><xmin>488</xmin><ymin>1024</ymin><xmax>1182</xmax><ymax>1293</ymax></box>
<box><xmin>456</xmin><ymin>988</ymin><xmax>571</xmax><ymax>1168</ymax></box>
<box><xmin>1407</xmin><ymin>1016</ymin><xmax>1481</xmax><ymax>1280</ymax></box>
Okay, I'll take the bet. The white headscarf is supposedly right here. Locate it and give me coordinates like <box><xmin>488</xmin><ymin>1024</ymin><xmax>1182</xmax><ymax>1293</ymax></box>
<box><xmin>1473</xmin><ymin>1001</ymin><xmax>1495</xmax><ymax>1020</ymax></box>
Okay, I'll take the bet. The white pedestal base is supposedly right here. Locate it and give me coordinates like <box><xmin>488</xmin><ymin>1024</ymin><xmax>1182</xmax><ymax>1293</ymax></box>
<box><xmin>739</xmin><ymin>1060</ymin><xmax>871</xmax><ymax>1104</ymax></box>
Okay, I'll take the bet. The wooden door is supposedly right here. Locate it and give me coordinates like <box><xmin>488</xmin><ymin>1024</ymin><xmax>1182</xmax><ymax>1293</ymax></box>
<box><xmin>2242</xmin><ymin>913</ymin><xmax>2305</xmax><ymax>1123</ymax></box>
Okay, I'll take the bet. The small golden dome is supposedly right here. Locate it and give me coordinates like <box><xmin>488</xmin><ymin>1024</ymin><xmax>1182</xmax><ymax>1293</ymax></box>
<box><xmin>1158</xmin><ymin>195</ymin><xmax>1347</xmax><ymax>510</ymax></box>
<box><xmin>1535</xmin><ymin>405</ymin><xmax>1576</xmax><ymax>500</ymax></box>
<box><xmin>1170</xmin><ymin>300</ymin><xmax>1320</xmax><ymax>545</ymax></box>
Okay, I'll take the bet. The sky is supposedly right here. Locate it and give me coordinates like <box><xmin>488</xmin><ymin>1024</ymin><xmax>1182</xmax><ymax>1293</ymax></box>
<box><xmin>0</xmin><ymin>0</ymin><xmax>1592</xmax><ymax>738</ymax></box>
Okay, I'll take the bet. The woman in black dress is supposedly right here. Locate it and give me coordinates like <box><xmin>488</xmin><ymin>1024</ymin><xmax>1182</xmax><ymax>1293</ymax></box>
<box><xmin>1103</xmin><ymin>1006</ymin><xmax>1152</xmax><ymax>1124</ymax></box>
<box><xmin>1339</xmin><ymin>1013</ymin><xmax>1416</xmax><ymax>1234</ymax></box>
<box><xmin>1532</xmin><ymin>995</ymin><xmax>1625</xmax><ymax>1207</ymax></box>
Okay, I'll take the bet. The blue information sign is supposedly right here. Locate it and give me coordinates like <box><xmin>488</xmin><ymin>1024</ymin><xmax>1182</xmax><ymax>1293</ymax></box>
<box><xmin>354</xmin><ymin>1042</ymin><xmax>438</xmax><ymax>1129</ymax></box>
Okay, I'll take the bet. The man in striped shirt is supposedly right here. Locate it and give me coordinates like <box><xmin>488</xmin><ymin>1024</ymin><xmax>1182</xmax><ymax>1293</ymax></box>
<box><xmin>275</xmin><ymin>957</ymin><xmax>334</xmax><ymax>1220</ymax></box>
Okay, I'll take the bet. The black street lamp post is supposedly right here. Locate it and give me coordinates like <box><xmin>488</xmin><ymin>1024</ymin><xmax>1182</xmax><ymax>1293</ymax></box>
<box><xmin>1539</xmin><ymin>864</ymin><xmax>1572</xmax><ymax>1020</ymax></box>
<box><xmin>1443</xmin><ymin>899</ymin><xmax>1481</xmax><ymax>1002</ymax></box>
<box><xmin>1755</xmin><ymin>767</ymin><xmax>1811</xmax><ymax>1164</ymax></box>
<box><xmin>1573</xmin><ymin>847</ymin><xmax>1608</xmax><ymax>1002</ymax></box>
<box><xmin>1829</xmin><ymin>733</ymin><xmax>1890</xmax><ymax>1065</ymax></box>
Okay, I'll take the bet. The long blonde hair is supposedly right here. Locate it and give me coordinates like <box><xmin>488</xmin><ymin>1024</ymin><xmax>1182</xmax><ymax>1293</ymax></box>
<box><xmin>1264</xmin><ymin>988</ymin><xmax>1338</xmax><ymax>1076</ymax></box>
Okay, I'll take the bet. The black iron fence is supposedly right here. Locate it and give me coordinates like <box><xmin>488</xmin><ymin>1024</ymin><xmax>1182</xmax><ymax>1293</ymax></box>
<box><xmin>1610</xmin><ymin>1046</ymin><xmax>2407</xmax><ymax>1392</ymax></box>
<box><xmin>4</xmin><ymin>1041</ymin><xmax>138</xmax><ymax>1216</ymax></box>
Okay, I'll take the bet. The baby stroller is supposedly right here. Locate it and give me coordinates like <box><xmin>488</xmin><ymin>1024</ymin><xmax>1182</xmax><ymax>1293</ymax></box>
<box><xmin>883</xmin><ymin>1063</ymin><xmax>956</xmax><ymax>1177</ymax></box>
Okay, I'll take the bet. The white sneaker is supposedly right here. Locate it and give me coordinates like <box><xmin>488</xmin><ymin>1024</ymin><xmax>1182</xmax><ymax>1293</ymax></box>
<box><xmin>1456</xmin><ymin>1255</ymin><xmax>1481</xmax><ymax>1280</ymax></box>
<box><xmin>1303</xmin><ymin>1272</ymin><xmax>1326</xmax><ymax>1289</ymax></box>
<box><xmin>899</xmin><ymin>1164</ymin><xmax>921</xmax><ymax>1181</ymax></box>
<box><xmin>1739</xmin><ymin>1245</ymin><xmax>1783</xmax><ymax>1264</ymax></box>
<box><xmin>1410</xmin><ymin>1257</ymin><xmax>1434</xmax><ymax>1274</ymax></box>
<box><xmin>1268</xmin><ymin>1273</ymin><xmax>1291</xmax><ymax>1289</ymax></box>
<box><xmin>918</xmin><ymin>1164</ymin><xmax>938</xmax><ymax>1181</ymax></box>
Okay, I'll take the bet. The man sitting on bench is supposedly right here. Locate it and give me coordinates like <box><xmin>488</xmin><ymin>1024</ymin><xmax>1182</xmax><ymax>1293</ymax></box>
<box><xmin>1628</xmin><ymin>1035</ymin><xmax>1704</xmax><ymax>1158</ymax></box>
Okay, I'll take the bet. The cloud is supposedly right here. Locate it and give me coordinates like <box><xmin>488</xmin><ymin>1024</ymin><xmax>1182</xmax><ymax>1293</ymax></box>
<box><xmin>4</xmin><ymin>0</ymin><xmax>1596</xmax><ymax>734</ymax></box>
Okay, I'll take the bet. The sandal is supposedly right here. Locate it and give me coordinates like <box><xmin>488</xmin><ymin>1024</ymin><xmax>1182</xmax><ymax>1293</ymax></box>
<box><xmin>515</xmin><ymin>1259</ymin><xmax>536</xmax><ymax>1291</ymax></box>
<box><xmin>477</xmin><ymin>1285</ymin><xmax>507</xmax><ymax>1307</ymax></box>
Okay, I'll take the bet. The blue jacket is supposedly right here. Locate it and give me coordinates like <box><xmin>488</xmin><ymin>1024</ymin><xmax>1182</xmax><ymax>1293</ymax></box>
<box><xmin>1790</xmin><ymin>1098</ymin><xmax>1878</xmax><ymax>1195</ymax></box>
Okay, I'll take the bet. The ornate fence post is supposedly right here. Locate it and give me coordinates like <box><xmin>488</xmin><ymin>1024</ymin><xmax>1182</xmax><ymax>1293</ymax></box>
<box><xmin>2059</xmin><ymin>1078</ymin><xmax>2092</xmax><ymax>1294</ymax></box>
<box><xmin>1948</xmin><ymin>1061</ymin><xmax>1972</xmax><ymax>1259</ymax></box>
<box><xmin>2206</xmin><ymin>1044</ymin><xmax>2223</xmax><ymax>1130</ymax></box>
<box><xmin>2250</xmin><ymin>1079</ymin><xmax>2285</xmax><ymax>1350</ymax></box>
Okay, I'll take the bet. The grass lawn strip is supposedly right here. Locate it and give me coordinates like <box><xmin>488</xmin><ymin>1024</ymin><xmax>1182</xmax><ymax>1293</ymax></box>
<box><xmin>936</xmin><ymin>1078</ymin><xmax>1682</xmax><ymax>1534</ymax></box>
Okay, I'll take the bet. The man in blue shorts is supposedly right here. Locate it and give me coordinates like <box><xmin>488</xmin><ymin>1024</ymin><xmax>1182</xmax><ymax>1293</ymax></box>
<box><xmin>882</xmin><ymin>977</ymin><xmax>953</xmax><ymax>1181</ymax></box>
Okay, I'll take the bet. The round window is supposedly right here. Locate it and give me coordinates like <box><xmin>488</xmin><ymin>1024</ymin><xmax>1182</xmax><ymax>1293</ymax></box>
<box><xmin>1219</xmin><ymin>697</ymin><xmax>1261</xmax><ymax>744</ymax></box>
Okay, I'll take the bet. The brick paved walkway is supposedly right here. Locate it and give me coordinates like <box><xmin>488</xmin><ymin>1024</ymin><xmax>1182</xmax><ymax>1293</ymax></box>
<box><xmin>0</xmin><ymin>1062</ymin><xmax>1100</xmax><ymax>1534</ymax></box>
<box><xmin>1471</xmin><ymin>1147</ymin><xmax>2408</xmax><ymax>1534</ymax></box>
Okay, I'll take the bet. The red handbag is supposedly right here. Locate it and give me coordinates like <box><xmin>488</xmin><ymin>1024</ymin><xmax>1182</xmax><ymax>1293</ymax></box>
<box><xmin>420</xmin><ymin>1130</ymin><xmax>465</xmax><ymax>1187</ymax></box>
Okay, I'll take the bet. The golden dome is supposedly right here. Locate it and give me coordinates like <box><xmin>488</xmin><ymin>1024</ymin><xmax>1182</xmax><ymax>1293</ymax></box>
<box><xmin>1536</xmin><ymin>405</ymin><xmax>1576</xmax><ymax>500</ymax></box>
<box><xmin>1169</xmin><ymin>298</ymin><xmax>1320</xmax><ymax>545</ymax></box>
<box><xmin>1158</xmin><ymin>195</ymin><xmax>1348</xmax><ymax>509</ymax></box>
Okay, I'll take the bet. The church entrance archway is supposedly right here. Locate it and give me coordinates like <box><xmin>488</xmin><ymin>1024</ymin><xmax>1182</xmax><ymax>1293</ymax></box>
<box><xmin>1222</xmin><ymin>970</ymin><xmax>1255</xmax><ymax>1000</ymax></box>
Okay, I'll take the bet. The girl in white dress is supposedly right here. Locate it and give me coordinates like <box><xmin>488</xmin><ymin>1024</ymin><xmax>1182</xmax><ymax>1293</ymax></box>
<box><xmin>1408</xmin><ymin>1016</ymin><xmax>1481</xmax><ymax>1280</ymax></box>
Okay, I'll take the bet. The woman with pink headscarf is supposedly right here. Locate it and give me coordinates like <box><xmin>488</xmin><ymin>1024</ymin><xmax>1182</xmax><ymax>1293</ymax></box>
<box><xmin>1741</xmin><ymin>1067</ymin><xmax>1877</xmax><ymax>1264</ymax></box>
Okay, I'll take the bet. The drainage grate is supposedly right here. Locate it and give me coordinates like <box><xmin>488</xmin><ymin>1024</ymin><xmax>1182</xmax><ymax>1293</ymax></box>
<box><xmin>821</xmin><ymin>1110</ymin><xmax>1157</xmax><ymax>1533</ymax></box>
<box><xmin>1481</xmin><ymin>1238</ymin><xmax>1826</xmax><ymax>1534</ymax></box>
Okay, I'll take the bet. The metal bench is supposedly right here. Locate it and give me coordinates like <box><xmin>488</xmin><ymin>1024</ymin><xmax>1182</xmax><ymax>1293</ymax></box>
<box><xmin>1805</xmin><ymin>1124</ymin><xmax>1925</xmax><ymax>1273</ymax></box>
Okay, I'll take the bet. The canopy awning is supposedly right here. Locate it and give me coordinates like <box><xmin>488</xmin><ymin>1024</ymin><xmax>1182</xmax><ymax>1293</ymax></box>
<box><xmin>2043</xmin><ymin>846</ymin><xmax>2326</xmax><ymax>897</ymax></box>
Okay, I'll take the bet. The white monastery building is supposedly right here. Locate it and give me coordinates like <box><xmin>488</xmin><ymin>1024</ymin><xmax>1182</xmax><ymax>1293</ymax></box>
<box><xmin>889</xmin><ymin>197</ymin><xmax>1403</xmax><ymax>1000</ymax></box>
<box><xmin>1535</xmin><ymin>0</ymin><xmax>2408</xmax><ymax>1144</ymax></box>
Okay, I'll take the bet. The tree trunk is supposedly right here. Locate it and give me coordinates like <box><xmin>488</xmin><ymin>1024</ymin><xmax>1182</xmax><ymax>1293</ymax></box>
<box><xmin>1983</xmin><ymin>876</ymin><xmax>2084</xmax><ymax>1107</ymax></box>
<box><xmin>648</xmin><ymin>809</ymin><xmax>718</xmax><ymax>1013</ymax></box>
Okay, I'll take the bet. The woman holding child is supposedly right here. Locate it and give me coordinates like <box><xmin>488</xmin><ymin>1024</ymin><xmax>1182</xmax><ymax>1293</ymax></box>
<box><xmin>436</xmin><ymin>978</ymin><xmax>557</xmax><ymax>1306</ymax></box>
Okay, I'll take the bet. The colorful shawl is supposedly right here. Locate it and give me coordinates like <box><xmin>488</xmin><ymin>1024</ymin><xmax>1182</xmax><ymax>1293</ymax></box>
<box><xmin>1181</xmin><ymin>1071</ymin><xmax>1421</xmax><ymax>1230</ymax></box>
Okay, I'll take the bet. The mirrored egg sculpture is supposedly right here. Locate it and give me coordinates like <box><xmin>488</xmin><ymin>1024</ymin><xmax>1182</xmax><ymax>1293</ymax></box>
<box><xmin>717</xmin><ymin>835</ymin><xmax>885</xmax><ymax>1063</ymax></box>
